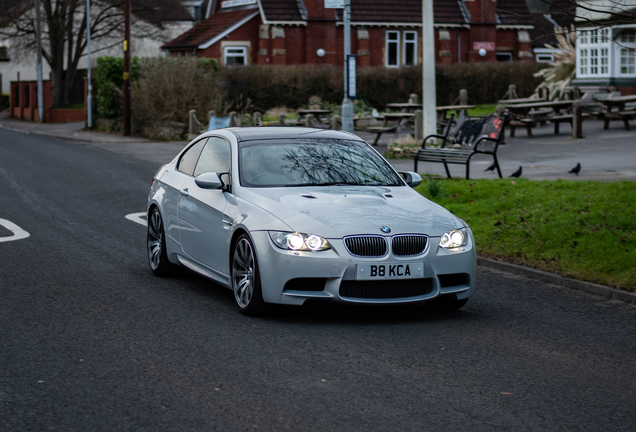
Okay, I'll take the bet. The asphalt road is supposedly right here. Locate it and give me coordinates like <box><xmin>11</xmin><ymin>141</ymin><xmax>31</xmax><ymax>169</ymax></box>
<box><xmin>1</xmin><ymin>128</ymin><xmax>635</xmax><ymax>431</ymax></box>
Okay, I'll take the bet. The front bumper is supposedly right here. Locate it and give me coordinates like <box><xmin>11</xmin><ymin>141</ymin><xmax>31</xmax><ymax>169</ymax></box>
<box><xmin>250</xmin><ymin>230</ymin><xmax>476</xmax><ymax>306</ymax></box>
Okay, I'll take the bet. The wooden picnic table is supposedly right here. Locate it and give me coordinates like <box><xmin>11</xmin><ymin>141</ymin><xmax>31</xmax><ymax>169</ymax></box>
<box><xmin>365</xmin><ymin>112</ymin><xmax>415</xmax><ymax>146</ymax></box>
<box><xmin>505</xmin><ymin>100</ymin><xmax>574</xmax><ymax>138</ymax></box>
<box><xmin>598</xmin><ymin>95</ymin><xmax>636</xmax><ymax>130</ymax></box>
<box><xmin>297</xmin><ymin>109</ymin><xmax>332</xmax><ymax>127</ymax></box>
<box><xmin>435</xmin><ymin>105</ymin><xmax>476</xmax><ymax>122</ymax></box>
<box><xmin>386</xmin><ymin>103</ymin><xmax>422</xmax><ymax>112</ymax></box>
<box><xmin>498</xmin><ymin>97</ymin><xmax>546</xmax><ymax>105</ymax></box>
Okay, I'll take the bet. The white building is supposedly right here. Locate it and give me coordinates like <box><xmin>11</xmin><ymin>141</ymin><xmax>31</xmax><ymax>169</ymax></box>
<box><xmin>0</xmin><ymin>0</ymin><xmax>195</xmax><ymax>96</ymax></box>
<box><xmin>574</xmin><ymin>0</ymin><xmax>636</xmax><ymax>88</ymax></box>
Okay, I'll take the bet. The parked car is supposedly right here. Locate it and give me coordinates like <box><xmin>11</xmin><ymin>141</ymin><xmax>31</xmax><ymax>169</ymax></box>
<box><xmin>147</xmin><ymin>127</ymin><xmax>476</xmax><ymax>315</ymax></box>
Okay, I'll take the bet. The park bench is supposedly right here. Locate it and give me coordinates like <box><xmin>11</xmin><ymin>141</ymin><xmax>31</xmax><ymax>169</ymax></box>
<box><xmin>414</xmin><ymin>112</ymin><xmax>507</xmax><ymax>179</ymax></box>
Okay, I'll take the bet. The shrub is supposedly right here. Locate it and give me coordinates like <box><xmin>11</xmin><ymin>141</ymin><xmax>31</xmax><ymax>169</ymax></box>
<box><xmin>95</xmin><ymin>56</ymin><xmax>141</xmax><ymax>119</ymax></box>
<box><xmin>218</xmin><ymin>62</ymin><xmax>547</xmax><ymax>112</ymax></box>
<box><xmin>1</xmin><ymin>93</ymin><xmax>9</xmax><ymax>111</ymax></box>
<box><xmin>131</xmin><ymin>57</ymin><xmax>225</xmax><ymax>139</ymax></box>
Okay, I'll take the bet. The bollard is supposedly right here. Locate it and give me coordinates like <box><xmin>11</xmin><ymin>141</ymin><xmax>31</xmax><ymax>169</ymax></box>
<box><xmin>253</xmin><ymin>111</ymin><xmax>262</xmax><ymax>126</ymax></box>
<box><xmin>508</xmin><ymin>84</ymin><xmax>518</xmax><ymax>100</ymax></box>
<box><xmin>229</xmin><ymin>111</ymin><xmax>239</xmax><ymax>127</ymax></box>
<box><xmin>459</xmin><ymin>89</ymin><xmax>468</xmax><ymax>106</ymax></box>
<box><xmin>331</xmin><ymin>115</ymin><xmax>341</xmax><ymax>130</ymax></box>
<box><xmin>572</xmin><ymin>101</ymin><xmax>583</xmax><ymax>139</ymax></box>
<box><xmin>278</xmin><ymin>113</ymin><xmax>287</xmax><ymax>125</ymax></box>
<box><xmin>188</xmin><ymin>109</ymin><xmax>197</xmax><ymax>135</ymax></box>
<box><xmin>304</xmin><ymin>114</ymin><xmax>315</xmax><ymax>128</ymax></box>
<box><xmin>414</xmin><ymin>110</ymin><xmax>423</xmax><ymax>141</ymax></box>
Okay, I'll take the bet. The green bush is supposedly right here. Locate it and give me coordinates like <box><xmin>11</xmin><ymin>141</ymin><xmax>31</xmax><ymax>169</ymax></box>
<box><xmin>218</xmin><ymin>62</ymin><xmax>547</xmax><ymax>111</ymax></box>
<box><xmin>95</xmin><ymin>56</ymin><xmax>141</xmax><ymax>119</ymax></box>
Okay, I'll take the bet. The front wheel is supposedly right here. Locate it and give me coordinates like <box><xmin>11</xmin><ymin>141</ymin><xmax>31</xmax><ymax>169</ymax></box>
<box><xmin>231</xmin><ymin>234</ymin><xmax>266</xmax><ymax>316</ymax></box>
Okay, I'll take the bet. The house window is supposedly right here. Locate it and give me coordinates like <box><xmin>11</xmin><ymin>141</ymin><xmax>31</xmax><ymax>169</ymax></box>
<box><xmin>579</xmin><ymin>49</ymin><xmax>588</xmax><ymax>75</ymax></box>
<box><xmin>496</xmin><ymin>53</ymin><xmax>513</xmax><ymax>62</ymax></box>
<box><xmin>403</xmin><ymin>31</ymin><xmax>417</xmax><ymax>65</ymax></box>
<box><xmin>619</xmin><ymin>29</ymin><xmax>636</xmax><ymax>75</ymax></box>
<box><xmin>536</xmin><ymin>54</ymin><xmax>554</xmax><ymax>63</ymax></box>
<box><xmin>224</xmin><ymin>46</ymin><xmax>247</xmax><ymax>66</ymax></box>
<box><xmin>386</xmin><ymin>31</ymin><xmax>400</xmax><ymax>67</ymax></box>
<box><xmin>576</xmin><ymin>28</ymin><xmax>610</xmax><ymax>78</ymax></box>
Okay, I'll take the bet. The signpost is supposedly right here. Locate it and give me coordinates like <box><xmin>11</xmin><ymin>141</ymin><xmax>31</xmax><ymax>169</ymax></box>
<box><xmin>346</xmin><ymin>55</ymin><xmax>357</xmax><ymax>99</ymax></box>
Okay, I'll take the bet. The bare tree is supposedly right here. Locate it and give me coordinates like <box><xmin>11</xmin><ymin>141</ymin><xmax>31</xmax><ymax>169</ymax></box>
<box><xmin>0</xmin><ymin>0</ymin><xmax>172</xmax><ymax>107</ymax></box>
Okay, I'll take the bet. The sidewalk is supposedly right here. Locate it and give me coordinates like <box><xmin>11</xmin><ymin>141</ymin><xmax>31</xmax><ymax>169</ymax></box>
<box><xmin>1</xmin><ymin>111</ymin><xmax>634</xmax><ymax>304</ymax></box>
<box><xmin>2</xmin><ymin>111</ymin><xmax>635</xmax><ymax>181</ymax></box>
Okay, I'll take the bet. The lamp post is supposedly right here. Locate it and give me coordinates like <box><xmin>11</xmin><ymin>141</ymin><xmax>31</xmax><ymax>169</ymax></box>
<box><xmin>35</xmin><ymin>0</ymin><xmax>43</xmax><ymax>123</ymax></box>
<box><xmin>422</xmin><ymin>0</ymin><xmax>437</xmax><ymax>137</ymax></box>
<box><xmin>87</xmin><ymin>0</ymin><xmax>92</xmax><ymax>130</ymax></box>
<box><xmin>341</xmin><ymin>0</ymin><xmax>354</xmax><ymax>132</ymax></box>
<box><xmin>123</xmin><ymin>0</ymin><xmax>131</xmax><ymax>136</ymax></box>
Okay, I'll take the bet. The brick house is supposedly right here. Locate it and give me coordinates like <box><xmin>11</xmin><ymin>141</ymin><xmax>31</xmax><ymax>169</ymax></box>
<box><xmin>162</xmin><ymin>0</ymin><xmax>535</xmax><ymax>66</ymax></box>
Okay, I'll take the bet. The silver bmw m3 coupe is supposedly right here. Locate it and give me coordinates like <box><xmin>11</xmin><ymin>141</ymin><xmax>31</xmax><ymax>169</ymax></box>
<box><xmin>147</xmin><ymin>127</ymin><xmax>476</xmax><ymax>315</ymax></box>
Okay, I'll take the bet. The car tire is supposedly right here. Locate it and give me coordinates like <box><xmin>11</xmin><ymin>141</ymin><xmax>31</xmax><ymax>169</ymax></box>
<box><xmin>426</xmin><ymin>295</ymin><xmax>468</xmax><ymax>312</ymax></box>
<box><xmin>147</xmin><ymin>207</ymin><xmax>185</xmax><ymax>277</ymax></box>
<box><xmin>231</xmin><ymin>234</ymin><xmax>266</xmax><ymax>316</ymax></box>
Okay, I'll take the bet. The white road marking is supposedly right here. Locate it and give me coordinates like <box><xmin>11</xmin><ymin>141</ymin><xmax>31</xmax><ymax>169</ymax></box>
<box><xmin>0</xmin><ymin>219</ymin><xmax>31</xmax><ymax>243</ymax></box>
<box><xmin>125</xmin><ymin>212</ymin><xmax>148</xmax><ymax>227</ymax></box>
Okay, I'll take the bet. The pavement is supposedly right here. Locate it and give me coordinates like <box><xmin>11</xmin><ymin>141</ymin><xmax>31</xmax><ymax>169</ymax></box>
<box><xmin>1</xmin><ymin>111</ymin><xmax>635</xmax><ymax>304</ymax></box>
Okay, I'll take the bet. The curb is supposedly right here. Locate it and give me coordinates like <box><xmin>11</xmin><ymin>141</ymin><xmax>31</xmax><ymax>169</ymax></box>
<box><xmin>0</xmin><ymin>123</ymin><xmax>151</xmax><ymax>145</ymax></box>
<box><xmin>477</xmin><ymin>256</ymin><xmax>636</xmax><ymax>305</ymax></box>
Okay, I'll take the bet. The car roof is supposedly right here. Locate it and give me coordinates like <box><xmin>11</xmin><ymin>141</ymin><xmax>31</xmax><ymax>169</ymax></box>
<box><xmin>227</xmin><ymin>127</ymin><xmax>363</xmax><ymax>143</ymax></box>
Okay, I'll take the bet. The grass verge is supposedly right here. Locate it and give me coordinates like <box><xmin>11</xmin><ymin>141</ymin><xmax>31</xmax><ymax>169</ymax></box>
<box><xmin>415</xmin><ymin>178</ymin><xmax>636</xmax><ymax>291</ymax></box>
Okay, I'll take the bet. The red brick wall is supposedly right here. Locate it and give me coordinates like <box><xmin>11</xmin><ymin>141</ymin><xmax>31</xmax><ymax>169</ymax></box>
<box><xmin>285</xmin><ymin>26</ymin><xmax>306</xmax><ymax>64</ymax></box>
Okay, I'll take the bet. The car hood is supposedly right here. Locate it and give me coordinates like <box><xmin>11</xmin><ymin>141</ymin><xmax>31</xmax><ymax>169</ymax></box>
<box><xmin>239</xmin><ymin>186</ymin><xmax>464</xmax><ymax>238</ymax></box>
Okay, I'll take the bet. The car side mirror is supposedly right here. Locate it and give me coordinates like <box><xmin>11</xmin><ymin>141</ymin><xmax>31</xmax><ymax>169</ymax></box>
<box><xmin>195</xmin><ymin>172</ymin><xmax>224</xmax><ymax>190</ymax></box>
<box><xmin>398</xmin><ymin>171</ymin><xmax>422</xmax><ymax>188</ymax></box>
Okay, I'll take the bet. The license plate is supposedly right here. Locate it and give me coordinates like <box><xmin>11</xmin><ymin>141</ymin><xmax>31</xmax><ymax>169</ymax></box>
<box><xmin>356</xmin><ymin>262</ymin><xmax>423</xmax><ymax>280</ymax></box>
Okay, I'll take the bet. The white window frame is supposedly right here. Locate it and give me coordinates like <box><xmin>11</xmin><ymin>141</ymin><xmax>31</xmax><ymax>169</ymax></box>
<box><xmin>386</xmin><ymin>31</ymin><xmax>400</xmax><ymax>67</ymax></box>
<box><xmin>496</xmin><ymin>52</ymin><xmax>513</xmax><ymax>62</ymax></box>
<box><xmin>576</xmin><ymin>28</ymin><xmax>611</xmax><ymax>78</ymax></box>
<box><xmin>222</xmin><ymin>44</ymin><xmax>248</xmax><ymax>66</ymax></box>
<box><xmin>536</xmin><ymin>54</ymin><xmax>554</xmax><ymax>63</ymax></box>
<box><xmin>618</xmin><ymin>28</ymin><xmax>636</xmax><ymax>77</ymax></box>
<box><xmin>403</xmin><ymin>31</ymin><xmax>418</xmax><ymax>66</ymax></box>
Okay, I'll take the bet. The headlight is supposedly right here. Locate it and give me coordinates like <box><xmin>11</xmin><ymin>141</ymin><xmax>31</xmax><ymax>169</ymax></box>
<box><xmin>269</xmin><ymin>231</ymin><xmax>331</xmax><ymax>251</ymax></box>
<box><xmin>439</xmin><ymin>228</ymin><xmax>468</xmax><ymax>249</ymax></box>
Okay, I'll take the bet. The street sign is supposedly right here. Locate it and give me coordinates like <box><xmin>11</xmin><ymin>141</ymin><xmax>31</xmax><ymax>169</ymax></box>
<box><xmin>473</xmin><ymin>42</ymin><xmax>495</xmax><ymax>51</ymax></box>
<box><xmin>346</xmin><ymin>55</ymin><xmax>357</xmax><ymax>99</ymax></box>
<box><xmin>325</xmin><ymin>0</ymin><xmax>344</xmax><ymax>8</ymax></box>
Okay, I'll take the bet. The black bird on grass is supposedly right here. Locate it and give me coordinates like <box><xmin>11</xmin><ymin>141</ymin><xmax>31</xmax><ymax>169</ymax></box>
<box><xmin>509</xmin><ymin>166</ymin><xmax>522</xmax><ymax>178</ymax></box>
<box><xmin>569</xmin><ymin>163</ymin><xmax>581</xmax><ymax>175</ymax></box>
<box><xmin>485</xmin><ymin>162</ymin><xmax>497</xmax><ymax>172</ymax></box>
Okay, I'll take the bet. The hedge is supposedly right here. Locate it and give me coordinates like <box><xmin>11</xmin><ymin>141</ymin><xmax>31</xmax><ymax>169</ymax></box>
<box><xmin>220</xmin><ymin>62</ymin><xmax>547</xmax><ymax>112</ymax></box>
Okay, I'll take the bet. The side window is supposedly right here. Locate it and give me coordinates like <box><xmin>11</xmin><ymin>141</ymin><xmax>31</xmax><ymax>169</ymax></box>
<box><xmin>193</xmin><ymin>137</ymin><xmax>231</xmax><ymax>176</ymax></box>
<box><xmin>177</xmin><ymin>138</ymin><xmax>207</xmax><ymax>176</ymax></box>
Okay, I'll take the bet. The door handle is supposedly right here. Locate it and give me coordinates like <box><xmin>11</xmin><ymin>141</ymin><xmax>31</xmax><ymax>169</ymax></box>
<box><xmin>180</xmin><ymin>187</ymin><xmax>189</xmax><ymax>197</ymax></box>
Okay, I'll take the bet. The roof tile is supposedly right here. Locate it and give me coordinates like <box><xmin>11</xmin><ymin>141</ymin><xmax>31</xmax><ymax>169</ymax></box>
<box><xmin>162</xmin><ymin>7</ymin><xmax>258</xmax><ymax>49</ymax></box>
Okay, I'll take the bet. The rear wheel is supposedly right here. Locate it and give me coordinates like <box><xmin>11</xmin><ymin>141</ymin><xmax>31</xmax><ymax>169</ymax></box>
<box><xmin>231</xmin><ymin>234</ymin><xmax>266</xmax><ymax>316</ymax></box>
<box><xmin>147</xmin><ymin>207</ymin><xmax>185</xmax><ymax>277</ymax></box>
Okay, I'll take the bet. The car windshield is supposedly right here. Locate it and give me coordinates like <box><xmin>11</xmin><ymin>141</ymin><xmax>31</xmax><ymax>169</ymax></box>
<box><xmin>239</xmin><ymin>139</ymin><xmax>404</xmax><ymax>187</ymax></box>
